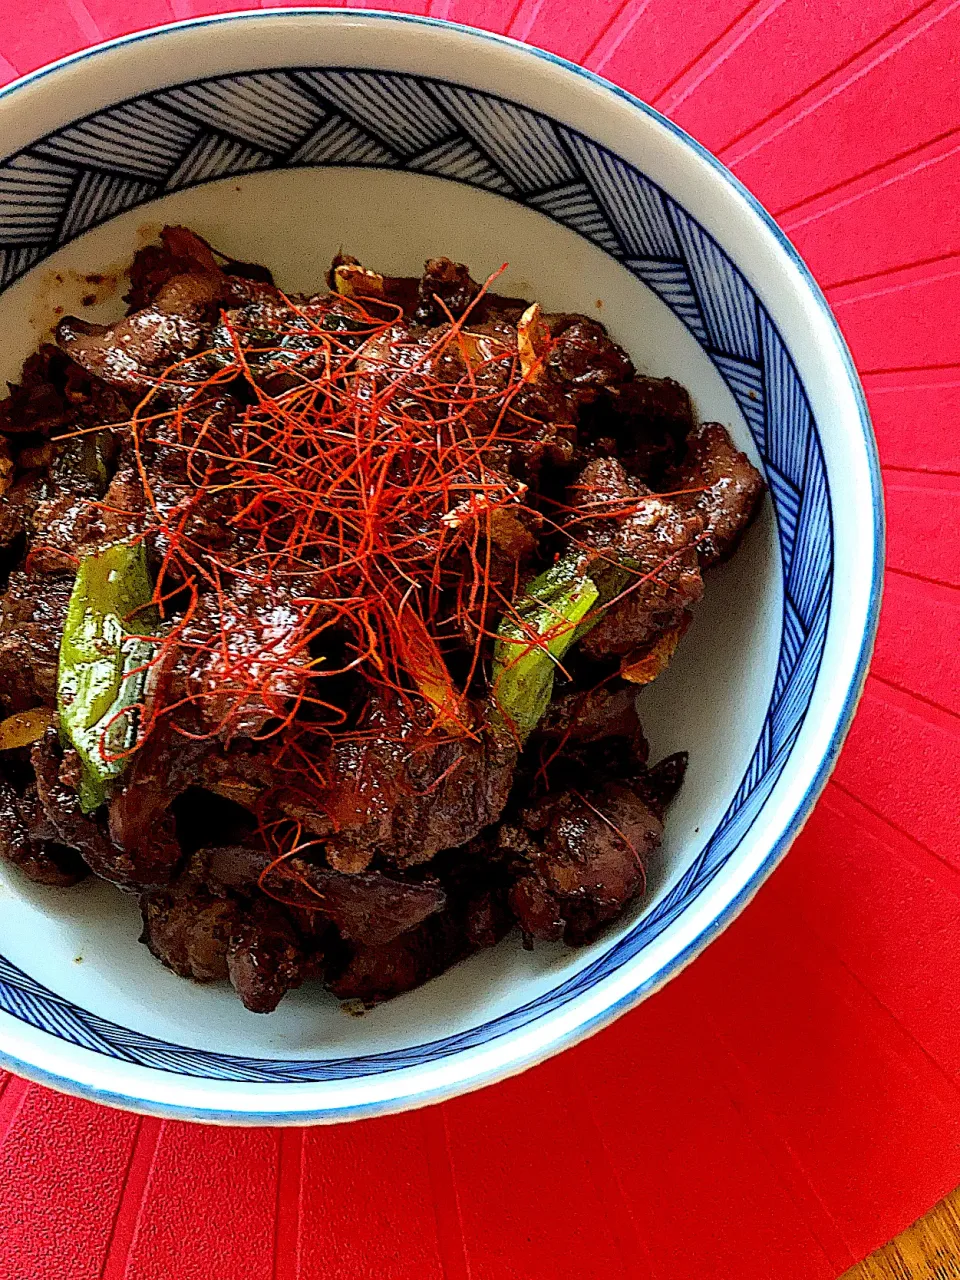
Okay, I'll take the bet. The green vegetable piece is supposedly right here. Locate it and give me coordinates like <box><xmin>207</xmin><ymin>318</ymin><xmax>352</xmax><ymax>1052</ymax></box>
<box><xmin>57</xmin><ymin>542</ymin><xmax>158</xmax><ymax>813</ymax></box>
<box><xmin>491</xmin><ymin>548</ymin><xmax>646</xmax><ymax>741</ymax></box>
<box><xmin>81</xmin><ymin>431</ymin><xmax>111</xmax><ymax>491</ymax></box>
<box><xmin>492</xmin><ymin>554</ymin><xmax>599</xmax><ymax>742</ymax></box>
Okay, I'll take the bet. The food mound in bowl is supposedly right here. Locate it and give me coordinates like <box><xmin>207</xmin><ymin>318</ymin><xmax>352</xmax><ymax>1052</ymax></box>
<box><xmin>0</xmin><ymin>227</ymin><xmax>764</xmax><ymax>1013</ymax></box>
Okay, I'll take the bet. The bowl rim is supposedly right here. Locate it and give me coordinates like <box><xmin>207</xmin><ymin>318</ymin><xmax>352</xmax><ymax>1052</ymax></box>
<box><xmin>0</xmin><ymin>7</ymin><xmax>884</xmax><ymax>1124</ymax></box>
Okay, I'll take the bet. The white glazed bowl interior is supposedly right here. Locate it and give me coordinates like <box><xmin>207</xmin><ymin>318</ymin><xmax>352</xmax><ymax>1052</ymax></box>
<box><xmin>0</xmin><ymin>11</ymin><xmax>881</xmax><ymax>1123</ymax></box>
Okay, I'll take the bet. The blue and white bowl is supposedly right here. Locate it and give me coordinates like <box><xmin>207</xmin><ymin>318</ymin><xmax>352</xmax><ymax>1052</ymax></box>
<box><xmin>0</xmin><ymin>10</ymin><xmax>882</xmax><ymax>1124</ymax></box>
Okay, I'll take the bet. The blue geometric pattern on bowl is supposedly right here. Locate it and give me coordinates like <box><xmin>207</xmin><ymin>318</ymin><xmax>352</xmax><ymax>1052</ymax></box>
<box><xmin>0</xmin><ymin>69</ymin><xmax>831</xmax><ymax>1082</ymax></box>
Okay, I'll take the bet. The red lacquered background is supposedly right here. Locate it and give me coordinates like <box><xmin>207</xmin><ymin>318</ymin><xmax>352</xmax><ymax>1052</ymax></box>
<box><xmin>0</xmin><ymin>3</ymin><xmax>958</xmax><ymax>1277</ymax></box>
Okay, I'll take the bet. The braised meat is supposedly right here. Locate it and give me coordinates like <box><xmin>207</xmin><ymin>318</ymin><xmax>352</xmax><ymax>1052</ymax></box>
<box><xmin>671</xmin><ymin>422</ymin><xmax>765</xmax><ymax>566</ymax></box>
<box><xmin>225</xmin><ymin>898</ymin><xmax>312</xmax><ymax>1014</ymax></box>
<box><xmin>569</xmin><ymin>457</ymin><xmax>705</xmax><ymax>661</ymax></box>
<box><xmin>0</xmin><ymin>229</ymin><xmax>765</xmax><ymax>1013</ymax></box>
<box><xmin>126</xmin><ymin>224</ymin><xmax>241</xmax><ymax>310</ymax></box>
<box><xmin>204</xmin><ymin>844</ymin><xmax>447</xmax><ymax>947</ymax></box>
<box><xmin>501</xmin><ymin>686</ymin><xmax>683</xmax><ymax>945</ymax></box>
<box><xmin>537</xmin><ymin>685</ymin><xmax>650</xmax><ymax>769</ymax></box>
<box><xmin>56</xmin><ymin>275</ymin><xmax>222</xmax><ymax>395</ymax></box>
<box><xmin>139</xmin><ymin>857</ymin><xmax>315</xmax><ymax>1012</ymax></box>
<box><xmin>327</xmin><ymin>911</ymin><xmax>471</xmax><ymax>1004</ymax></box>
<box><xmin>140</xmin><ymin>878</ymin><xmax>237</xmax><ymax>983</ymax></box>
<box><xmin>277</xmin><ymin>690</ymin><xmax>517</xmax><ymax>872</ymax></box>
<box><xmin>327</xmin><ymin>848</ymin><xmax>511</xmax><ymax>1005</ymax></box>
<box><xmin>0</xmin><ymin>778</ymin><xmax>87</xmax><ymax>887</ymax></box>
<box><xmin>544</xmin><ymin>314</ymin><xmax>634</xmax><ymax>406</ymax></box>
<box><xmin>32</xmin><ymin>728</ymin><xmax>180</xmax><ymax>890</ymax></box>
<box><xmin>504</xmin><ymin>777</ymin><xmax>663</xmax><ymax>946</ymax></box>
<box><xmin>0</xmin><ymin>571</ymin><xmax>74</xmax><ymax>710</ymax></box>
<box><xmin>0</xmin><ymin>345</ymin><xmax>74</xmax><ymax>437</ymax></box>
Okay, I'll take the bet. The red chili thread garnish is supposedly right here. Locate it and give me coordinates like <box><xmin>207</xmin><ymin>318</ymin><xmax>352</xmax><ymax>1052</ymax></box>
<box><xmin>68</xmin><ymin>271</ymin><xmax>702</xmax><ymax>894</ymax></box>
<box><xmin>120</xmin><ymin>273</ymin><xmax>551</xmax><ymax>752</ymax></box>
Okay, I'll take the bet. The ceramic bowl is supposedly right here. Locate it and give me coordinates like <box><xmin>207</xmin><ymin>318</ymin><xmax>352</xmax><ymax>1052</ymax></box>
<box><xmin>0</xmin><ymin>9</ymin><xmax>882</xmax><ymax>1123</ymax></box>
